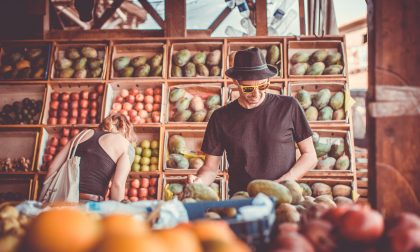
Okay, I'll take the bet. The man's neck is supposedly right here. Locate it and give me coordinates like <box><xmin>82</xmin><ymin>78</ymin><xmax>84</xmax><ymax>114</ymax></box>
<box><xmin>238</xmin><ymin>92</ymin><xmax>267</xmax><ymax>109</ymax></box>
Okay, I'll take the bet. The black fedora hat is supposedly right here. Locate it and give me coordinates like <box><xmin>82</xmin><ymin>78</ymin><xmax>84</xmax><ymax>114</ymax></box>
<box><xmin>225</xmin><ymin>47</ymin><xmax>278</xmax><ymax>81</ymax></box>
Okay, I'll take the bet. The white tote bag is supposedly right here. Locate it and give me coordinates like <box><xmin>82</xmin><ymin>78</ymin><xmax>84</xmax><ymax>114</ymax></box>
<box><xmin>40</xmin><ymin>129</ymin><xmax>92</xmax><ymax>203</ymax></box>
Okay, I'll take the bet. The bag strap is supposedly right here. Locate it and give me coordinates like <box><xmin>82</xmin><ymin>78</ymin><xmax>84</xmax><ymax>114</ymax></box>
<box><xmin>66</xmin><ymin>129</ymin><xmax>93</xmax><ymax>160</ymax></box>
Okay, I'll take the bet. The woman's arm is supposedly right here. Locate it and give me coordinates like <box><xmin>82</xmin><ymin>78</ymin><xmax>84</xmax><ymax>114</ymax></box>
<box><xmin>45</xmin><ymin>137</ymin><xmax>73</xmax><ymax>180</ymax></box>
<box><xmin>110</xmin><ymin>145</ymin><xmax>131</xmax><ymax>201</ymax></box>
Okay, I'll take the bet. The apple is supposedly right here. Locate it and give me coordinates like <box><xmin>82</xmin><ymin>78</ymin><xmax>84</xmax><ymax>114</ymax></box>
<box><xmin>80</xmin><ymin>99</ymin><xmax>89</xmax><ymax>109</ymax></box>
<box><xmin>128</xmin><ymin>109</ymin><xmax>138</xmax><ymax>118</ymax></box>
<box><xmin>144</xmin><ymin>103</ymin><xmax>153</xmax><ymax>113</ymax></box>
<box><xmin>139</xmin><ymin>196</ymin><xmax>147</xmax><ymax>201</ymax></box>
<box><xmin>77</xmin><ymin>118</ymin><xmax>87</xmax><ymax>124</ymax></box>
<box><xmin>132</xmin><ymin>163</ymin><xmax>140</xmax><ymax>172</ymax></box>
<box><xmin>132</xmin><ymin>116</ymin><xmax>141</xmax><ymax>124</ymax></box>
<box><xmin>90</xmin><ymin>118</ymin><xmax>97</xmax><ymax>124</ymax></box>
<box><xmin>50</xmin><ymin>101</ymin><xmax>59</xmax><ymax>110</ymax></box>
<box><xmin>50</xmin><ymin>136</ymin><xmax>59</xmax><ymax>147</ymax></box>
<box><xmin>43</xmin><ymin>154</ymin><xmax>53</xmax><ymax>163</ymax></box>
<box><xmin>134</xmin><ymin>155</ymin><xmax>141</xmax><ymax>164</ymax></box>
<box><xmin>80</xmin><ymin>108</ymin><xmax>88</xmax><ymax>118</ymax></box>
<box><xmin>80</xmin><ymin>90</ymin><xmax>89</xmax><ymax>100</ymax></box>
<box><xmin>134</xmin><ymin>102</ymin><xmax>144</xmax><ymax>111</ymax></box>
<box><xmin>144</xmin><ymin>88</ymin><xmax>154</xmax><ymax>96</ymax></box>
<box><xmin>61</xmin><ymin>92</ymin><xmax>70</xmax><ymax>102</ymax></box>
<box><xmin>70</xmin><ymin>128</ymin><xmax>80</xmax><ymax>137</ymax></box>
<box><xmin>145</xmin><ymin>118</ymin><xmax>152</xmax><ymax>123</ymax></box>
<box><xmin>49</xmin><ymin>109</ymin><xmax>58</xmax><ymax>118</ymax></box>
<box><xmin>149</xmin><ymin>177</ymin><xmax>157</xmax><ymax>186</ymax></box>
<box><xmin>70</xmin><ymin>100</ymin><xmax>79</xmax><ymax>109</ymax></box>
<box><xmin>120</xmin><ymin>89</ymin><xmax>129</xmax><ymax>98</ymax></box>
<box><xmin>129</xmin><ymin>88</ymin><xmax>139</xmax><ymax>96</ymax></box>
<box><xmin>89</xmin><ymin>109</ymin><xmax>97</xmax><ymax>118</ymax></box>
<box><xmin>112</xmin><ymin>103</ymin><xmax>122</xmax><ymax>111</ymax></box>
<box><xmin>60</xmin><ymin>102</ymin><xmax>69</xmax><ymax>110</ymax></box>
<box><xmin>48</xmin><ymin>117</ymin><xmax>57</xmax><ymax>126</ymax></box>
<box><xmin>120</xmin><ymin>109</ymin><xmax>128</xmax><ymax>116</ymax></box>
<box><xmin>129</xmin><ymin>196</ymin><xmax>139</xmax><ymax>202</ymax></box>
<box><xmin>60</xmin><ymin>137</ymin><xmax>69</xmax><ymax>146</ymax></box>
<box><xmin>62</xmin><ymin>128</ymin><xmax>70</xmax><ymax>137</ymax></box>
<box><xmin>140</xmin><ymin>178</ymin><xmax>149</xmax><ymax>188</ymax></box>
<box><xmin>150</xmin><ymin>164</ymin><xmax>158</xmax><ymax>171</ymax></box>
<box><xmin>148</xmin><ymin>186</ymin><xmax>156</xmax><ymax>196</ymax></box>
<box><xmin>47</xmin><ymin>146</ymin><xmax>57</xmax><ymax>155</ymax></box>
<box><xmin>150</xmin><ymin>157</ymin><xmax>158</xmax><ymax>165</ymax></box>
<box><xmin>96</xmin><ymin>85</ymin><xmax>104</xmax><ymax>94</ymax></box>
<box><xmin>70</xmin><ymin>92</ymin><xmax>80</xmax><ymax>101</ymax></box>
<box><xmin>139</xmin><ymin>118</ymin><xmax>146</xmax><ymax>124</ymax></box>
<box><xmin>128</xmin><ymin>188</ymin><xmax>138</xmax><ymax>197</ymax></box>
<box><xmin>144</xmin><ymin>95</ymin><xmax>154</xmax><ymax>104</ymax></box>
<box><xmin>153</xmin><ymin>88</ymin><xmax>161</xmax><ymax>95</ymax></box>
<box><xmin>153</xmin><ymin>95</ymin><xmax>162</xmax><ymax>103</ymax></box>
<box><xmin>58</xmin><ymin>117</ymin><xmax>68</xmax><ymax>125</ymax></box>
<box><xmin>139</xmin><ymin>188</ymin><xmax>148</xmax><ymax>198</ymax></box>
<box><xmin>51</xmin><ymin>91</ymin><xmax>60</xmax><ymax>101</ymax></box>
<box><xmin>123</xmin><ymin>102</ymin><xmax>133</xmax><ymax>111</ymax></box>
<box><xmin>69</xmin><ymin>117</ymin><xmax>77</xmax><ymax>125</ymax></box>
<box><xmin>151</xmin><ymin>112</ymin><xmax>160</xmax><ymax>123</ymax></box>
<box><xmin>71</xmin><ymin>109</ymin><xmax>78</xmax><ymax>118</ymax></box>
<box><xmin>139</xmin><ymin>110</ymin><xmax>148</xmax><ymax>119</ymax></box>
<box><xmin>115</xmin><ymin>96</ymin><xmax>124</xmax><ymax>103</ymax></box>
<box><xmin>152</xmin><ymin>103</ymin><xmax>160</xmax><ymax>111</ymax></box>
<box><xmin>130</xmin><ymin>179</ymin><xmax>140</xmax><ymax>189</ymax></box>
<box><xmin>135</xmin><ymin>147</ymin><xmax>142</xmax><ymax>156</ymax></box>
<box><xmin>59</xmin><ymin>110</ymin><xmax>69</xmax><ymax>118</ymax></box>
<box><xmin>140</xmin><ymin>165</ymin><xmax>150</xmax><ymax>172</ymax></box>
<box><xmin>127</xmin><ymin>95</ymin><xmax>135</xmax><ymax>104</ymax></box>
<box><xmin>89</xmin><ymin>91</ymin><xmax>98</xmax><ymax>100</ymax></box>
<box><xmin>135</xmin><ymin>94</ymin><xmax>144</xmax><ymax>102</ymax></box>
<box><xmin>90</xmin><ymin>101</ymin><xmax>98</xmax><ymax>109</ymax></box>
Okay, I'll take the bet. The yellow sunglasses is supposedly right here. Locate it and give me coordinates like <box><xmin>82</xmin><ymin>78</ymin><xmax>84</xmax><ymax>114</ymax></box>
<box><xmin>238</xmin><ymin>81</ymin><xmax>270</xmax><ymax>93</ymax></box>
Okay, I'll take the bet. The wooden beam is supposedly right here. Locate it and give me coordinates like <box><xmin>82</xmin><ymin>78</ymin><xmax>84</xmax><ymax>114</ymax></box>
<box><xmin>165</xmin><ymin>0</ymin><xmax>186</xmax><ymax>37</ymax></box>
<box><xmin>208</xmin><ymin>7</ymin><xmax>232</xmax><ymax>34</ymax></box>
<box><xmin>92</xmin><ymin>0</ymin><xmax>124</xmax><ymax>29</ymax></box>
<box><xmin>255</xmin><ymin>0</ymin><xmax>267</xmax><ymax>36</ymax></box>
<box><xmin>186</xmin><ymin>30</ymin><xmax>211</xmax><ymax>37</ymax></box>
<box><xmin>46</xmin><ymin>29</ymin><xmax>163</xmax><ymax>40</ymax></box>
<box><xmin>299</xmin><ymin>0</ymin><xmax>306</xmax><ymax>35</ymax></box>
<box><xmin>138</xmin><ymin>0</ymin><xmax>164</xmax><ymax>29</ymax></box>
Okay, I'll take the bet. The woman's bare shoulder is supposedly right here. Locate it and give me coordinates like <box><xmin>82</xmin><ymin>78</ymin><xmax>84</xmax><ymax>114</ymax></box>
<box><xmin>103</xmin><ymin>132</ymin><xmax>130</xmax><ymax>146</ymax></box>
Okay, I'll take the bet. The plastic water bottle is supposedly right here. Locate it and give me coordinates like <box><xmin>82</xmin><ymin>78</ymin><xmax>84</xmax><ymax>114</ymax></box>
<box><xmin>236</xmin><ymin>0</ymin><xmax>250</xmax><ymax>17</ymax></box>
<box><xmin>240</xmin><ymin>17</ymin><xmax>256</xmax><ymax>36</ymax></box>
<box><xmin>225</xmin><ymin>25</ymin><xmax>246</xmax><ymax>37</ymax></box>
<box><xmin>270</xmin><ymin>0</ymin><xmax>294</xmax><ymax>27</ymax></box>
<box><xmin>225</xmin><ymin>0</ymin><xmax>236</xmax><ymax>9</ymax></box>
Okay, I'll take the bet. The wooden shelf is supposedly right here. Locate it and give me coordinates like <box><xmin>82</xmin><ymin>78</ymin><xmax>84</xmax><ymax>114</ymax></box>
<box><xmin>0</xmin><ymin>172</ymin><xmax>37</xmax><ymax>175</ymax></box>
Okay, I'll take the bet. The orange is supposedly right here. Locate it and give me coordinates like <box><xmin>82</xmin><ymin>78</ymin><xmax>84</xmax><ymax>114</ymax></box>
<box><xmin>94</xmin><ymin>233</ymin><xmax>168</xmax><ymax>252</ymax></box>
<box><xmin>192</xmin><ymin>220</ymin><xmax>237</xmax><ymax>243</ymax></box>
<box><xmin>156</xmin><ymin>224</ymin><xmax>203</xmax><ymax>252</ymax></box>
<box><xmin>101</xmin><ymin>214</ymin><xmax>149</xmax><ymax>238</ymax></box>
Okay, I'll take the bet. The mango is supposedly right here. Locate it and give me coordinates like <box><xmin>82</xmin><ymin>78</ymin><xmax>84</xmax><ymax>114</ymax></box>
<box><xmin>311</xmin><ymin>183</ymin><xmax>332</xmax><ymax>197</ymax></box>
<box><xmin>66</xmin><ymin>48</ymin><xmax>80</xmax><ymax>60</ymax></box>
<box><xmin>190</xmin><ymin>96</ymin><xmax>205</xmax><ymax>112</ymax></box>
<box><xmin>183</xmin><ymin>198</ymin><xmax>197</xmax><ymax>203</ymax></box>
<box><xmin>81</xmin><ymin>47</ymin><xmax>98</xmax><ymax>58</ymax></box>
<box><xmin>168</xmin><ymin>183</ymin><xmax>184</xmax><ymax>195</ymax></box>
<box><xmin>189</xmin><ymin>157</ymin><xmax>204</xmax><ymax>169</ymax></box>
<box><xmin>306</xmin><ymin>62</ymin><xmax>325</xmax><ymax>75</ymax></box>
<box><xmin>296</xmin><ymin>90</ymin><xmax>312</xmax><ymax>109</ymax></box>
<box><xmin>205</xmin><ymin>105</ymin><xmax>220</xmax><ymax>121</ymax></box>
<box><xmin>73</xmin><ymin>57</ymin><xmax>87</xmax><ymax>70</ymax></box>
<box><xmin>183</xmin><ymin>62</ymin><xmax>196</xmax><ymax>77</ymax></box>
<box><xmin>168</xmin><ymin>135</ymin><xmax>188</xmax><ymax>154</ymax></box>
<box><xmin>9</xmin><ymin>52</ymin><xmax>22</xmax><ymax>63</ymax></box>
<box><xmin>316</xmin><ymin>157</ymin><xmax>336</xmax><ymax>170</ymax></box>
<box><xmin>149</xmin><ymin>54</ymin><xmax>163</xmax><ymax>68</ymax></box>
<box><xmin>32</xmin><ymin>67</ymin><xmax>45</xmax><ymax>78</ymax></box>
<box><xmin>150</xmin><ymin>65</ymin><xmax>162</xmax><ymax>77</ymax></box>
<box><xmin>173</xmin><ymin>110</ymin><xmax>192</xmax><ymax>122</ymax></box>
<box><xmin>73</xmin><ymin>69</ymin><xmax>87</xmax><ymax>78</ymax></box>
<box><xmin>190</xmin><ymin>109</ymin><xmax>207</xmax><ymax>122</ymax></box>
<box><xmin>290</xmin><ymin>52</ymin><xmax>310</xmax><ymax>64</ymax></box>
<box><xmin>173</xmin><ymin>49</ymin><xmax>191</xmax><ymax>67</ymax></box>
<box><xmin>113</xmin><ymin>56</ymin><xmax>130</xmax><ymax>71</ymax></box>
<box><xmin>309</xmin><ymin>49</ymin><xmax>329</xmax><ymax>64</ymax></box>
<box><xmin>55</xmin><ymin>58</ymin><xmax>72</xmax><ymax>70</ymax></box>
<box><xmin>119</xmin><ymin>66</ymin><xmax>134</xmax><ymax>77</ymax></box>
<box><xmin>89</xmin><ymin>58</ymin><xmax>103</xmax><ymax>69</ymax></box>
<box><xmin>266</xmin><ymin>45</ymin><xmax>280</xmax><ymax>65</ymax></box>
<box><xmin>315</xmin><ymin>195</ymin><xmax>336</xmax><ymax>208</ymax></box>
<box><xmin>334</xmin><ymin>196</ymin><xmax>353</xmax><ymax>205</ymax></box>
<box><xmin>206</xmin><ymin>95</ymin><xmax>221</xmax><ymax>109</ymax></box>
<box><xmin>231</xmin><ymin>191</ymin><xmax>249</xmax><ymax>200</ymax></box>
<box><xmin>184</xmin><ymin>183</ymin><xmax>220</xmax><ymax>201</ymax></box>
<box><xmin>329</xmin><ymin>138</ymin><xmax>345</xmax><ymax>159</ymax></box>
<box><xmin>196</xmin><ymin>64</ymin><xmax>209</xmax><ymax>77</ymax></box>
<box><xmin>59</xmin><ymin>68</ymin><xmax>74</xmax><ymax>78</ymax></box>
<box><xmin>333</xmin><ymin>109</ymin><xmax>346</xmax><ymax>120</ymax></box>
<box><xmin>332</xmin><ymin>184</ymin><xmax>352</xmax><ymax>198</ymax></box>
<box><xmin>134</xmin><ymin>64</ymin><xmax>150</xmax><ymax>77</ymax></box>
<box><xmin>325</xmin><ymin>52</ymin><xmax>342</xmax><ymax>66</ymax></box>
<box><xmin>305</xmin><ymin>106</ymin><xmax>318</xmax><ymax>121</ymax></box>
<box><xmin>312</xmin><ymin>132</ymin><xmax>320</xmax><ymax>144</ymax></box>
<box><xmin>299</xmin><ymin>183</ymin><xmax>312</xmax><ymax>197</ymax></box>
<box><xmin>206</xmin><ymin>49</ymin><xmax>221</xmax><ymax>66</ymax></box>
<box><xmin>27</xmin><ymin>48</ymin><xmax>43</xmax><ymax>59</ymax></box>
<box><xmin>318</xmin><ymin>106</ymin><xmax>333</xmax><ymax>121</ymax></box>
<box><xmin>247</xmin><ymin>179</ymin><xmax>292</xmax><ymax>204</ymax></box>
<box><xmin>167</xmin><ymin>153</ymin><xmax>189</xmax><ymax>169</ymax></box>
<box><xmin>315</xmin><ymin>141</ymin><xmax>332</xmax><ymax>158</ymax></box>
<box><xmin>313</xmin><ymin>88</ymin><xmax>331</xmax><ymax>109</ymax></box>
<box><xmin>175</xmin><ymin>97</ymin><xmax>191</xmax><ymax>112</ymax></box>
<box><xmin>171</xmin><ymin>65</ymin><xmax>183</xmax><ymax>77</ymax></box>
<box><xmin>276</xmin><ymin>203</ymin><xmax>300</xmax><ymax>223</ymax></box>
<box><xmin>330</xmin><ymin>91</ymin><xmax>344</xmax><ymax>110</ymax></box>
<box><xmin>192</xmin><ymin>52</ymin><xmax>206</xmax><ymax>65</ymax></box>
<box><xmin>281</xmin><ymin>180</ymin><xmax>303</xmax><ymax>204</ymax></box>
<box><xmin>88</xmin><ymin>68</ymin><xmax>102</xmax><ymax>78</ymax></box>
<box><xmin>323</xmin><ymin>64</ymin><xmax>343</xmax><ymax>75</ymax></box>
<box><xmin>335</xmin><ymin>155</ymin><xmax>350</xmax><ymax>170</ymax></box>
<box><xmin>169</xmin><ymin>88</ymin><xmax>186</xmax><ymax>102</ymax></box>
<box><xmin>290</xmin><ymin>63</ymin><xmax>309</xmax><ymax>75</ymax></box>
<box><xmin>209</xmin><ymin>66</ymin><xmax>221</xmax><ymax>76</ymax></box>
<box><xmin>15</xmin><ymin>60</ymin><xmax>31</xmax><ymax>70</ymax></box>
<box><xmin>130</xmin><ymin>56</ymin><xmax>147</xmax><ymax>67</ymax></box>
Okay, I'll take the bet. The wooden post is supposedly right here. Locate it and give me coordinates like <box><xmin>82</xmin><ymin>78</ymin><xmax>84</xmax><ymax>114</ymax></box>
<box><xmin>367</xmin><ymin>0</ymin><xmax>420</xmax><ymax>214</ymax></box>
<box><xmin>255</xmin><ymin>0</ymin><xmax>267</xmax><ymax>36</ymax></box>
<box><xmin>165</xmin><ymin>0</ymin><xmax>186</xmax><ymax>37</ymax></box>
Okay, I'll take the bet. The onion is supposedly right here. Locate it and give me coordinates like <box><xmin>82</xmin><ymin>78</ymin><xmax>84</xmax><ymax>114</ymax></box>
<box><xmin>387</xmin><ymin>212</ymin><xmax>420</xmax><ymax>231</ymax></box>
<box><xmin>276</xmin><ymin>223</ymin><xmax>299</xmax><ymax>236</ymax></box>
<box><xmin>388</xmin><ymin>227</ymin><xmax>420</xmax><ymax>252</ymax></box>
<box><xmin>301</xmin><ymin>219</ymin><xmax>336</xmax><ymax>252</ymax></box>
<box><xmin>322</xmin><ymin>205</ymin><xmax>352</xmax><ymax>226</ymax></box>
<box><xmin>273</xmin><ymin>232</ymin><xmax>315</xmax><ymax>252</ymax></box>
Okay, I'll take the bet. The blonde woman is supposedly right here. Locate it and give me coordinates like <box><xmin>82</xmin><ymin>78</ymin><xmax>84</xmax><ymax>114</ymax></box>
<box><xmin>46</xmin><ymin>113</ymin><xmax>136</xmax><ymax>202</ymax></box>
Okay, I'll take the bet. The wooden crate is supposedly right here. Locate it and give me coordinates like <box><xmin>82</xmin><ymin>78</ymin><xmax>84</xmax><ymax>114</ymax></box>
<box><xmin>41</xmin><ymin>83</ymin><xmax>105</xmax><ymax>126</ymax></box>
<box><xmin>131</xmin><ymin>126</ymin><xmax>162</xmax><ymax>173</ymax></box>
<box><xmin>288</xmin><ymin>81</ymin><xmax>350</xmax><ymax>124</ymax></box>
<box><xmin>109</xmin><ymin>42</ymin><xmax>167</xmax><ymax>79</ymax></box>
<box><xmin>103</xmin><ymin>82</ymin><xmax>165</xmax><ymax>125</ymax></box>
<box><xmin>298</xmin><ymin>177</ymin><xmax>357</xmax><ymax>201</ymax></box>
<box><xmin>124</xmin><ymin>173</ymin><xmax>162</xmax><ymax>201</ymax></box>
<box><xmin>225</xmin><ymin>82</ymin><xmax>284</xmax><ymax>103</ymax></box>
<box><xmin>0</xmin><ymin>41</ymin><xmax>51</xmax><ymax>81</ymax></box>
<box><xmin>166</xmin><ymin>83</ymin><xmax>223</xmax><ymax>125</ymax></box>
<box><xmin>0</xmin><ymin>176</ymin><xmax>34</xmax><ymax>202</ymax></box>
<box><xmin>0</xmin><ymin>129</ymin><xmax>40</xmax><ymax>172</ymax></box>
<box><xmin>169</xmin><ymin>42</ymin><xmax>224</xmax><ymax>79</ymax></box>
<box><xmin>50</xmin><ymin>42</ymin><xmax>108</xmax><ymax>80</ymax></box>
<box><xmin>161</xmin><ymin>174</ymin><xmax>225</xmax><ymax>201</ymax></box>
<box><xmin>227</xmin><ymin>41</ymin><xmax>283</xmax><ymax>78</ymax></box>
<box><xmin>0</xmin><ymin>84</ymin><xmax>46</xmax><ymax>125</ymax></box>
<box><xmin>287</xmin><ymin>40</ymin><xmax>347</xmax><ymax>78</ymax></box>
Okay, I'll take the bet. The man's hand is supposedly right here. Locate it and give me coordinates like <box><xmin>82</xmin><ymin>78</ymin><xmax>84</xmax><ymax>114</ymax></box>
<box><xmin>187</xmin><ymin>175</ymin><xmax>203</xmax><ymax>184</ymax></box>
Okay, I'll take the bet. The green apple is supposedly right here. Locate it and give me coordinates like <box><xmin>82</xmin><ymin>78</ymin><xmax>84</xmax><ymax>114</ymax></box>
<box><xmin>151</xmin><ymin>149</ymin><xmax>159</xmax><ymax>158</ymax></box>
<box><xmin>132</xmin><ymin>163</ymin><xmax>141</xmax><ymax>172</ymax></box>
<box><xmin>140</xmin><ymin>140</ymin><xmax>151</xmax><ymax>149</ymax></box>
<box><xmin>150</xmin><ymin>157</ymin><xmax>158</xmax><ymax>165</ymax></box>
<box><xmin>135</xmin><ymin>147</ymin><xmax>142</xmax><ymax>156</ymax></box>
<box><xmin>140</xmin><ymin>157</ymin><xmax>150</xmax><ymax>165</ymax></box>
<box><xmin>134</xmin><ymin>155</ymin><xmax>141</xmax><ymax>164</ymax></box>
<box><xmin>151</xmin><ymin>140</ymin><xmax>159</xmax><ymax>149</ymax></box>
<box><xmin>141</xmin><ymin>165</ymin><xmax>150</xmax><ymax>172</ymax></box>
<box><xmin>142</xmin><ymin>149</ymin><xmax>152</xmax><ymax>158</ymax></box>
<box><xmin>150</xmin><ymin>164</ymin><xmax>158</xmax><ymax>171</ymax></box>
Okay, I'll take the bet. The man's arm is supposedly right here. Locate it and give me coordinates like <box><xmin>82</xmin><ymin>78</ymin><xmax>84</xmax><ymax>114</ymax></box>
<box><xmin>187</xmin><ymin>154</ymin><xmax>221</xmax><ymax>185</ymax></box>
<box><xmin>276</xmin><ymin>136</ymin><xmax>317</xmax><ymax>182</ymax></box>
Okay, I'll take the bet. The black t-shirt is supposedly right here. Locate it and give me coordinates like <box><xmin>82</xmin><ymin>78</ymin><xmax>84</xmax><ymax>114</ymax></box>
<box><xmin>201</xmin><ymin>93</ymin><xmax>313</xmax><ymax>194</ymax></box>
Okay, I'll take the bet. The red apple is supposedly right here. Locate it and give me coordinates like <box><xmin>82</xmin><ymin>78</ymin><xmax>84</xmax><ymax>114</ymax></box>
<box><xmin>123</xmin><ymin>102</ymin><xmax>133</xmax><ymax>111</ymax></box>
<box><xmin>153</xmin><ymin>88</ymin><xmax>161</xmax><ymax>95</ymax></box>
<box><xmin>80</xmin><ymin>90</ymin><xmax>89</xmax><ymax>100</ymax></box>
<box><xmin>48</xmin><ymin>117</ymin><xmax>57</xmax><ymax>125</ymax></box>
<box><xmin>49</xmin><ymin>109</ymin><xmax>58</xmax><ymax>118</ymax></box>
<box><xmin>152</xmin><ymin>103</ymin><xmax>160</xmax><ymax>111</ymax></box>
<box><xmin>51</xmin><ymin>91</ymin><xmax>60</xmax><ymax>101</ymax></box>
<box><xmin>148</xmin><ymin>186</ymin><xmax>156</xmax><ymax>196</ymax></box>
<box><xmin>43</xmin><ymin>154</ymin><xmax>53</xmax><ymax>163</ymax></box>
<box><xmin>149</xmin><ymin>178</ymin><xmax>157</xmax><ymax>186</ymax></box>
<box><xmin>89</xmin><ymin>118</ymin><xmax>97</xmax><ymax>124</ymax></box>
<box><xmin>140</xmin><ymin>178</ymin><xmax>149</xmax><ymax>188</ymax></box>
<box><xmin>154</xmin><ymin>95</ymin><xmax>162</xmax><ymax>103</ymax></box>
<box><xmin>139</xmin><ymin>110</ymin><xmax>148</xmax><ymax>119</ymax></box>
<box><xmin>47</xmin><ymin>146</ymin><xmax>57</xmax><ymax>155</ymax></box>
<box><xmin>70</xmin><ymin>128</ymin><xmax>80</xmax><ymax>137</ymax></box>
<box><xmin>129</xmin><ymin>88</ymin><xmax>139</xmax><ymax>96</ymax></box>
<box><xmin>115</xmin><ymin>96</ymin><xmax>124</xmax><ymax>103</ymax></box>
<box><xmin>59</xmin><ymin>110</ymin><xmax>69</xmax><ymax>118</ymax></box>
<box><xmin>144</xmin><ymin>95</ymin><xmax>154</xmax><ymax>104</ymax></box>
<box><xmin>89</xmin><ymin>91</ymin><xmax>98</xmax><ymax>101</ymax></box>
<box><xmin>134</xmin><ymin>102</ymin><xmax>144</xmax><ymax>111</ymax></box>
<box><xmin>60</xmin><ymin>102</ymin><xmax>69</xmax><ymax>110</ymax></box>
<box><xmin>70</xmin><ymin>100</ymin><xmax>79</xmax><ymax>109</ymax></box>
<box><xmin>139</xmin><ymin>118</ymin><xmax>146</xmax><ymax>124</ymax></box>
<box><xmin>61</xmin><ymin>92</ymin><xmax>70</xmax><ymax>102</ymax></box>
<box><xmin>50</xmin><ymin>136</ymin><xmax>59</xmax><ymax>147</ymax></box>
<box><xmin>128</xmin><ymin>188</ymin><xmax>138</xmax><ymax>197</ymax></box>
<box><xmin>71</xmin><ymin>109</ymin><xmax>78</xmax><ymax>118</ymax></box>
<box><xmin>127</xmin><ymin>95</ymin><xmax>135</xmax><ymax>104</ymax></box>
<box><xmin>144</xmin><ymin>103</ymin><xmax>153</xmax><ymax>113</ymax></box>
<box><xmin>128</xmin><ymin>109</ymin><xmax>138</xmax><ymax>118</ymax></box>
<box><xmin>112</xmin><ymin>103</ymin><xmax>122</xmax><ymax>111</ymax></box>
<box><xmin>139</xmin><ymin>188</ymin><xmax>148</xmax><ymax>198</ymax></box>
<box><xmin>79</xmin><ymin>99</ymin><xmax>89</xmax><ymax>109</ymax></box>
<box><xmin>77</xmin><ymin>118</ymin><xmax>87</xmax><ymax>124</ymax></box>
<box><xmin>62</xmin><ymin>128</ymin><xmax>70</xmax><ymax>137</ymax></box>
<box><xmin>130</xmin><ymin>179</ymin><xmax>140</xmax><ymax>189</ymax></box>
<box><xmin>90</xmin><ymin>101</ymin><xmax>98</xmax><ymax>109</ymax></box>
<box><xmin>152</xmin><ymin>113</ymin><xmax>160</xmax><ymax>123</ymax></box>
<box><xmin>120</xmin><ymin>89</ymin><xmax>129</xmax><ymax>98</ymax></box>
<box><xmin>132</xmin><ymin>116</ymin><xmax>141</xmax><ymax>124</ymax></box>
<box><xmin>69</xmin><ymin>117</ymin><xmax>77</xmax><ymax>125</ymax></box>
<box><xmin>60</xmin><ymin>137</ymin><xmax>69</xmax><ymax>146</ymax></box>
<box><xmin>58</xmin><ymin>117</ymin><xmax>68</xmax><ymax>125</ymax></box>
<box><xmin>144</xmin><ymin>88</ymin><xmax>153</xmax><ymax>96</ymax></box>
<box><xmin>70</xmin><ymin>92</ymin><xmax>80</xmax><ymax>101</ymax></box>
<box><xmin>96</xmin><ymin>85</ymin><xmax>104</xmax><ymax>94</ymax></box>
<box><xmin>129</xmin><ymin>196</ymin><xmax>139</xmax><ymax>202</ymax></box>
<box><xmin>80</xmin><ymin>108</ymin><xmax>88</xmax><ymax>118</ymax></box>
<box><xmin>145</xmin><ymin>118</ymin><xmax>152</xmax><ymax>123</ymax></box>
<box><xmin>135</xmin><ymin>94</ymin><xmax>144</xmax><ymax>102</ymax></box>
<box><xmin>89</xmin><ymin>109</ymin><xmax>97</xmax><ymax>118</ymax></box>
<box><xmin>119</xmin><ymin>109</ymin><xmax>128</xmax><ymax>116</ymax></box>
<box><xmin>50</xmin><ymin>101</ymin><xmax>59</xmax><ymax>110</ymax></box>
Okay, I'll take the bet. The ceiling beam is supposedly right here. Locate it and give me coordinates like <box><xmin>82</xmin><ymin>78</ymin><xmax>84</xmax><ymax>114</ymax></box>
<box><xmin>138</xmin><ymin>0</ymin><xmax>164</xmax><ymax>29</ymax></box>
<box><xmin>208</xmin><ymin>7</ymin><xmax>232</xmax><ymax>34</ymax></box>
<box><xmin>255</xmin><ymin>0</ymin><xmax>267</xmax><ymax>36</ymax></box>
<box><xmin>165</xmin><ymin>0</ymin><xmax>186</xmax><ymax>37</ymax></box>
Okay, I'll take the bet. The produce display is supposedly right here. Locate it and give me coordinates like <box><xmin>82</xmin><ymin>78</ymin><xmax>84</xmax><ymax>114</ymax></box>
<box><xmin>132</xmin><ymin>139</ymin><xmax>160</xmax><ymax>172</ymax></box>
<box><xmin>54</xmin><ymin>46</ymin><xmax>105</xmax><ymax>79</ymax></box>
<box><xmin>46</xmin><ymin>85</ymin><xmax>104</xmax><ymax>125</ymax></box>
<box><xmin>40</xmin><ymin>127</ymin><xmax>84</xmax><ymax>171</ymax></box>
<box><xmin>168</xmin><ymin>88</ymin><xmax>221</xmax><ymax>122</ymax></box>
<box><xmin>164</xmin><ymin>179</ymin><xmax>221</xmax><ymax>201</ymax></box>
<box><xmin>289</xmin><ymin>49</ymin><xmax>344</xmax><ymax>76</ymax></box>
<box><xmin>113</xmin><ymin>53</ymin><xmax>163</xmax><ymax>77</ymax></box>
<box><xmin>0</xmin><ymin>98</ymin><xmax>43</xmax><ymax>125</ymax></box>
<box><xmin>0</xmin><ymin>46</ymin><xmax>49</xmax><ymax>80</ymax></box>
<box><xmin>171</xmin><ymin>48</ymin><xmax>222</xmax><ymax>77</ymax></box>
<box><xmin>295</xmin><ymin>87</ymin><xmax>346</xmax><ymax>121</ymax></box>
<box><xmin>109</xmin><ymin>87</ymin><xmax>161</xmax><ymax>124</ymax></box>
<box><xmin>166</xmin><ymin>134</ymin><xmax>205</xmax><ymax>170</ymax></box>
<box><xmin>124</xmin><ymin>176</ymin><xmax>159</xmax><ymax>202</ymax></box>
<box><xmin>312</xmin><ymin>132</ymin><xmax>351</xmax><ymax>171</ymax></box>
<box><xmin>229</xmin><ymin>45</ymin><xmax>281</xmax><ymax>76</ymax></box>
<box><xmin>0</xmin><ymin>157</ymin><xmax>31</xmax><ymax>172</ymax></box>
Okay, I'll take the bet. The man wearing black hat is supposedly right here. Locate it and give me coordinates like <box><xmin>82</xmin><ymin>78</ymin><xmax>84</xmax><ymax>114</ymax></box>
<box><xmin>188</xmin><ymin>48</ymin><xmax>317</xmax><ymax>195</ymax></box>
